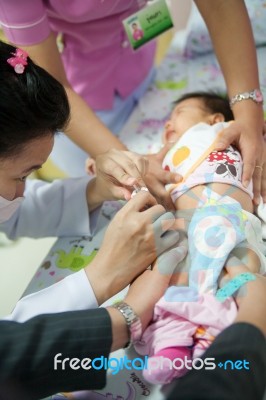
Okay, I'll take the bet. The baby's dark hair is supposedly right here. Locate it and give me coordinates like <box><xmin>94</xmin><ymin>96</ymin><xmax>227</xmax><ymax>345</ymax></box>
<box><xmin>174</xmin><ymin>91</ymin><xmax>234</xmax><ymax>121</ymax></box>
<box><xmin>0</xmin><ymin>40</ymin><xmax>70</xmax><ymax>158</ymax></box>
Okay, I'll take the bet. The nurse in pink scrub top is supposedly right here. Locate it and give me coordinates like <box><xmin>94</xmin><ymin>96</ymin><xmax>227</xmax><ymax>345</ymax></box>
<box><xmin>0</xmin><ymin>0</ymin><xmax>264</xmax><ymax>206</ymax></box>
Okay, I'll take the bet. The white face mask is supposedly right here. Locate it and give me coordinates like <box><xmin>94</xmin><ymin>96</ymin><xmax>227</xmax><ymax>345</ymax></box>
<box><xmin>0</xmin><ymin>196</ymin><xmax>24</xmax><ymax>223</ymax></box>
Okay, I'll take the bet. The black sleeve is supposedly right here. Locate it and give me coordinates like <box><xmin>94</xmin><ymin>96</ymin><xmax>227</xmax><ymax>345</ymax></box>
<box><xmin>0</xmin><ymin>308</ymin><xmax>112</xmax><ymax>400</ymax></box>
<box><xmin>167</xmin><ymin>323</ymin><xmax>266</xmax><ymax>400</ymax></box>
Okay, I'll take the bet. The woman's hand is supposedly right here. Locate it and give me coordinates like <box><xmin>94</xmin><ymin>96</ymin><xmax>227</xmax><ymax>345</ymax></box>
<box><xmin>194</xmin><ymin>0</ymin><xmax>265</xmax><ymax>203</ymax></box>
<box><xmin>86</xmin><ymin>147</ymin><xmax>182</xmax><ymax>212</ymax></box>
<box><xmin>144</xmin><ymin>144</ymin><xmax>182</xmax><ymax>211</ymax></box>
<box><xmin>85</xmin><ymin>190</ymin><xmax>180</xmax><ymax>304</ymax></box>
<box><xmin>215</xmin><ymin>113</ymin><xmax>265</xmax><ymax>205</ymax></box>
<box><xmin>86</xmin><ymin>149</ymin><xmax>149</xmax><ymax>210</ymax></box>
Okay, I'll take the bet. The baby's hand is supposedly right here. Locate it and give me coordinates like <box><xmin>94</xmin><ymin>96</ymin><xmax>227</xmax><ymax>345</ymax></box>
<box><xmin>85</xmin><ymin>157</ymin><xmax>97</xmax><ymax>176</ymax></box>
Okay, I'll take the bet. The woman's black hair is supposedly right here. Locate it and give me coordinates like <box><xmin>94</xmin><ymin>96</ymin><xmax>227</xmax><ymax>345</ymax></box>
<box><xmin>174</xmin><ymin>91</ymin><xmax>234</xmax><ymax>122</ymax></box>
<box><xmin>0</xmin><ymin>40</ymin><xmax>70</xmax><ymax>158</ymax></box>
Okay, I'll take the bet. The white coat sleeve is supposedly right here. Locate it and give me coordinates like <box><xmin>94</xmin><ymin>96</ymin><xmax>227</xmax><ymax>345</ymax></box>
<box><xmin>4</xmin><ymin>269</ymin><xmax>98</xmax><ymax>322</ymax></box>
<box><xmin>1</xmin><ymin>177</ymin><xmax>100</xmax><ymax>239</ymax></box>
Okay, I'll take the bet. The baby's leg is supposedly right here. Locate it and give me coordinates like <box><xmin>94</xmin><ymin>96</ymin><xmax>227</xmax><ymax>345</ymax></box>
<box><xmin>187</xmin><ymin>199</ymin><xmax>247</xmax><ymax>293</ymax></box>
<box><xmin>220</xmin><ymin>244</ymin><xmax>261</xmax><ymax>287</ymax></box>
<box><xmin>230</xmin><ymin>245</ymin><xmax>261</xmax><ymax>273</ymax></box>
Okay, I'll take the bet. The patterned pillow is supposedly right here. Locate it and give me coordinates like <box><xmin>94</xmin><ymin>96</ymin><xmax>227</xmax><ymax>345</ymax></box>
<box><xmin>183</xmin><ymin>0</ymin><xmax>266</xmax><ymax>58</ymax></box>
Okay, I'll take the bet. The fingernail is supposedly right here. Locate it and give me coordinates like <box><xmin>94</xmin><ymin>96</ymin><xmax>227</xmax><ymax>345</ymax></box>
<box><xmin>214</xmin><ymin>142</ymin><xmax>224</xmax><ymax>150</ymax></box>
<box><xmin>253</xmin><ymin>196</ymin><xmax>260</xmax><ymax>206</ymax></box>
<box><xmin>175</xmin><ymin>175</ymin><xmax>182</xmax><ymax>182</ymax></box>
<box><xmin>158</xmin><ymin>246</ymin><xmax>187</xmax><ymax>275</ymax></box>
<box><xmin>124</xmin><ymin>192</ymin><xmax>131</xmax><ymax>201</ymax></box>
<box><xmin>126</xmin><ymin>177</ymin><xmax>136</xmax><ymax>185</ymax></box>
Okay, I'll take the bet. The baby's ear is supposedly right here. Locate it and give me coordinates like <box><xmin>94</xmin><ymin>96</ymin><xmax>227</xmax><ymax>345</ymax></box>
<box><xmin>209</xmin><ymin>113</ymin><xmax>225</xmax><ymax>125</ymax></box>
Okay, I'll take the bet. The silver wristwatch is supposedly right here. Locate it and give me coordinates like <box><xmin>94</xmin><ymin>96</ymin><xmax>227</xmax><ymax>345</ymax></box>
<box><xmin>229</xmin><ymin>88</ymin><xmax>263</xmax><ymax>107</ymax></box>
<box><xmin>112</xmin><ymin>301</ymin><xmax>142</xmax><ymax>349</ymax></box>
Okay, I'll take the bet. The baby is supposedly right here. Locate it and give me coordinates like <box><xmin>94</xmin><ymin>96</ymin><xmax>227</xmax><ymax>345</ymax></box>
<box><xmin>134</xmin><ymin>92</ymin><xmax>266</xmax><ymax>384</ymax></box>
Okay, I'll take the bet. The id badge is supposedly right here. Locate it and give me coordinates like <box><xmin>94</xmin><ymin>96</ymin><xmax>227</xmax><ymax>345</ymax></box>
<box><xmin>123</xmin><ymin>0</ymin><xmax>174</xmax><ymax>51</ymax></box>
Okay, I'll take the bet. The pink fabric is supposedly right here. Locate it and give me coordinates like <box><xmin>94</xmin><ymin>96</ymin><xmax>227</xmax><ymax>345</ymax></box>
<box><xmin>135</xmin><ymin>290</ymin><xmax>237</xmax><ymax>357</ymax></box>
<box><xmin>143</xmin><ymin>347</ymin><xmax>191</xmax><ymax>384</ymax></box>
<box><xmin>0</xmin><ymin>0</ymin><xmax>155</xmax><ymax>110</ymax></box>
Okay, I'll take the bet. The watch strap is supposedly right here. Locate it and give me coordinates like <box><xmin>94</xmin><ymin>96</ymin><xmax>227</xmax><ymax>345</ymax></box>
<box><xmin>112</xmin><ymin>301</ymin><xmax>142</xmax><ymax>349</ymax></box>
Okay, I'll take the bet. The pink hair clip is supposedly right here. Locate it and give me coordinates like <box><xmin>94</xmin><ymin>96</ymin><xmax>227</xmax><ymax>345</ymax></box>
<box><xmin>7</xmin><ymin>48</ymin><xmax>28</xmax><ymax>74</ymax></box>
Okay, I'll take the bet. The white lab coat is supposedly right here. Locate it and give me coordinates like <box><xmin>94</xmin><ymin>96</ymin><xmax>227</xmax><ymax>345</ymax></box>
<box><xmin>1</xmin><ymin>177</ymin><xmax>99</xmax><ymax>322</ymax></box>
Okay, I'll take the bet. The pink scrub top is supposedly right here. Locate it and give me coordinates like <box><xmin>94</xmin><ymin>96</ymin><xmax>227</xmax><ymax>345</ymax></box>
<box><xmin>0</xmin><ymin>0</ymin><xmax>156</xmax><ymax>110</ymax></box>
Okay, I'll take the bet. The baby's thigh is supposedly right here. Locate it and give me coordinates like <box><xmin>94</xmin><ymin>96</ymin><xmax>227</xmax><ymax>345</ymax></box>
<box><xmin>230</xmin><ymin>245</ymin><xmax>261</xmax><ymax>273</ymax></box>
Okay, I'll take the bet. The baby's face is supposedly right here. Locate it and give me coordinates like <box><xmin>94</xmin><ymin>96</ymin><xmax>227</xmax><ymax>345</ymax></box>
<box><xmin>163</xmin><ymin>98</ymin><xmax>211</xmax><ymax>143</ymax></box>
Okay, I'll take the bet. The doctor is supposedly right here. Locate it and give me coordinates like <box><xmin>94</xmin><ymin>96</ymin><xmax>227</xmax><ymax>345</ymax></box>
<box><xmin>0</xmin><ymin>39</ymin><xmax>181</xmax><ymax>319</ymax></box>
<box><xmin>0</xmin><ymin>40</ymin><xmax>185</xmax><ymax>398</ymax></box>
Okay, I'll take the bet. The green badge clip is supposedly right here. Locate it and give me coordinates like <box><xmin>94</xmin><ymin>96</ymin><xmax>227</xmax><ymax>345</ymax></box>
<box><xmin>123</xmin><ymin>0</ymin><xmax>173</xmax><ymax>51</ymax></box>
